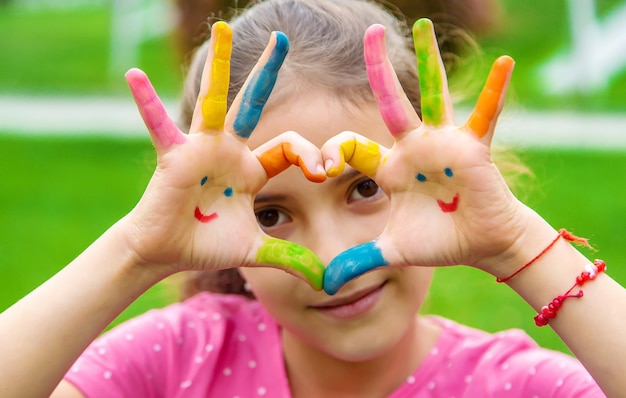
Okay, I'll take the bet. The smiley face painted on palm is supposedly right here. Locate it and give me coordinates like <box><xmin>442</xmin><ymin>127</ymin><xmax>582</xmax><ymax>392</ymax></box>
<box><xmin>323</xmin><ymin>19</ymin><xmax>515</xmax><ymax>294</ymax></box>
<box><xmin>415</xmin><ymin>167</ymin><xmax>459</xmax><ymax>213</ymax></box>
<box><xmin>194</xmin><ymin>176</ymin><xmax>234</xmax><ymax>223</ymax></box>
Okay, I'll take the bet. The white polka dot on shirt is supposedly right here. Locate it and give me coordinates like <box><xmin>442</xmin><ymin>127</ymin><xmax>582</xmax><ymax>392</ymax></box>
<box><xmin>238</xmin><ymin>334</ymin><xmax>247</xmax><ymax>342</ymax></box>
<box><xmin>153</xmin><ymin>344</ymin><xmax>162</xmax><ymax>352</ymax></box>
<box><xmin>556</xmin><ymin>379</ymin><xmax>564</xmax><ymax>388</ymax></box>
<box><xmin>257</xmin><ymin>323</ymin><xmax>267</xmax><ymax>332</ymax></box>
<box><xmin>406</xmin><ymin>375</ymin><xmax>415</xmax><ymax>384</ymax></box>
<box><xmin>205</xmin><ymin>344</ymin><xmax>214</xmax><ymax>352</ymax></box>
<box><xmin>212</xmin><ymin>312</ymin><xmax>222</xmax><ymax>321</ymax></box>
<box><xmin>464</xmin><ymin>375</ymin><xmax>473</xmax><ymax>384</ymax></box>
<box><xmin>103</xmin><ymin>370</ymin><xmax>113</xmax><ymax>380</ymax></box>
<box><xmin>427</xmin><ymin>381</ymin><xmax>436</xmax><ymax>390</ymax></box>
<box><xmin>223</xmin><ymin>367</ymin><xmax>232</xmax><ymax>376</ymax></box>
<box><xmin>504</xmin><ymin>382</ymin><xmax>512</xmax><ymax>391</ymax></box>
<box><xmin>97</xmin><ymin>347</ymin><xmax>107</xmax><ymax>355</ymax></box>
<box><xmin>125</xmin><ymin>333</ymin><xmax>134</xmax><ymax>341</ymax></box>
<box><xmin>180</xmin><ymin>380</ymin><xmax>192</xmax><ymax>389</ymax></box>
<box><xmin>248</xmin><ymin>360</ymin><xmax>257</xmax><ymax>369</ymax></box>
<box><xmin>257</xmin><ymin>387</ymin><xmax>267</xmax><ymax>396</ymax></box>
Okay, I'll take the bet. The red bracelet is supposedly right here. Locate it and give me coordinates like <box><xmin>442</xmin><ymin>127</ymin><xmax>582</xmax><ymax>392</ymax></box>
<box><xmin>496</xmin><ymin>229</ymin><xmax>592</xmax><ymax>283</ymax></box>
<box><xmin>534</xmin><ymin>259</ymin><xmax>606</xmax><ymax>326</ymax></box>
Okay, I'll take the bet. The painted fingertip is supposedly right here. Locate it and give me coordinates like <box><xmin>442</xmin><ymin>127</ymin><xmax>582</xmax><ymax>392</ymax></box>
<box><xmin>413</xmin><ymin>18</ymin><xmax>434</xmax><ymax>33</ymax></box>
<box><xmin>270</xmin><ymin>31</ymin><xmax>290</xmax><ymax>69</ymax></box>
<box><xmin>256</xmin><ymin>237</ymin><xmax>325</xmax><ymax>291</ymax></box>
<box><xmin>323</xmin><ymin>241</ymin><xmax>388</xmax><ymax>295</ymax></box>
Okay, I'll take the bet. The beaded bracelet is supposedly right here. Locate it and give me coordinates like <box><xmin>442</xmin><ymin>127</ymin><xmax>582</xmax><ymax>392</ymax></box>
<box><xmin>534</xmin><ymin>259</ymin><xmax>606</xmax><ymax>326</ymax></box>
<box><xmin>496</xmin><ymin>229</ymin><xmax>592</xmax><ymax>283</ymax></box>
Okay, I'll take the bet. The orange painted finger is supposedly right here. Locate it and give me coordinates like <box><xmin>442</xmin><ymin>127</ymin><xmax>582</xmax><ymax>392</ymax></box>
<box><xmin>465</xmin><ymin>56</ymin><xmax>515</xmax><ymax>138</ymax></box>
<box><xmin>258</xmin><ymin>142</ymin><xmax>326</xmax><ymax>182</ymax></box>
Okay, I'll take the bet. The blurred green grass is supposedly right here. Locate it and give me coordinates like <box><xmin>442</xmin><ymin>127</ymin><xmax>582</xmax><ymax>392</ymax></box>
<box><xmin>1</xmin><ymin>1</ymin><xmax>626</xmax><ymax>108</ymax></box>
<box><xmin>1</xmin><ymin>134</ymin><xmax>625</xmax><ymax>355</ymax></box>
<box><xmin>0</xmin><ymin>4</ymin><xmax>182</xmax><ymax>96</ymax></box>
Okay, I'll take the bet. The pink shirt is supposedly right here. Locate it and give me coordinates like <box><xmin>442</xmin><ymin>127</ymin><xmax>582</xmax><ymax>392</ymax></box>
<box><xmin>65</xmin><ymin>292</ymin><xmax>604</xmax><ymax>397</ymax></box>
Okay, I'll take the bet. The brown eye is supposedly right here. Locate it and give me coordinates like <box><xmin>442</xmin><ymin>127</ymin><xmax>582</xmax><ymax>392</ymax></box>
<box><xmin>255</xmin><ymin>208</ymin><xmax>288</xmax><ymax>228</ymax></box>
<box><xmin>349</xmin><ymin>178</ymin><xmax>381</xmax><ymax>202</ymax></box>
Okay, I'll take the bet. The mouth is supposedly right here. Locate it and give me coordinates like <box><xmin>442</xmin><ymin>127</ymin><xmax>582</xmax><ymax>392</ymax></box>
<box><xmin>194</xmin><ymin>206</ymin><xmax>218</xmax><ymax>223</ymax></box>
<box><xmin>437</xmin><ymin>193</ymin><xmax>459</xmax><ymax>213</ymax></box>
<box><xmin>311</xmin><ymin>281</ymin><xmax>386</xmax><ymax>319</ymax></box>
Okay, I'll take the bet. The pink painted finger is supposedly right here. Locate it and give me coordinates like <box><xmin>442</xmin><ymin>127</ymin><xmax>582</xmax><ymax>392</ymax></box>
<box><xmin>412</xmin><ymin>18</ymin><xmax>454</xmax><ymax>127</ymax></box>
<box><xmin>189</xmin><ymin>21</ymin><xmax>232</xmax><ymax>133</ymax></box>
<box><xmin>364</xmin><ymin>24</ymin><xmax>421</xmax><ymax>137</ymax></box>
<box><xmin>125</xmin><ymin>68</ymin><xmax>185</xmax><ymax>150</ymax></box>
<box><xmin>464</xmin><ymin>56</ymin><xmax>515</xmax><ymax>140</ymax></box>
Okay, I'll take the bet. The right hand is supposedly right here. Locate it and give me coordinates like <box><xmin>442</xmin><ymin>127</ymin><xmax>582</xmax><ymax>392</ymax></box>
<box><xmin>123</xmin><ymin>22</ymin><xmax>327</xmax><ymax>289</ymax></box>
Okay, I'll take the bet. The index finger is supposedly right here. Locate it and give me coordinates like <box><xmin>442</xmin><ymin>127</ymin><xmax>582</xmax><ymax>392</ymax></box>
<box><xmin>413</xmin><ymin>18</ymin><xmax>454</xmax><ymax>127</ymax></box>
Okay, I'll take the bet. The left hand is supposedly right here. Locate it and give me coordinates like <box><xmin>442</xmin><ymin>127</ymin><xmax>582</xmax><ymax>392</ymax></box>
<box><xmin>322</xmin><ymin>19</ymin><xmax>533</xmax><ymax>294</ymax></box>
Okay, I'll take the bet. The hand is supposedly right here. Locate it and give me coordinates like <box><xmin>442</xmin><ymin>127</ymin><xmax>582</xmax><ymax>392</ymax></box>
<box><xmin>322</xmin><ymin>19</ymin><xmax>528</xmax><ymax>294</ymax></box>
<box><xmin>124</xmin><ymin>22</ymin><xmax>326</xmax><ymax>289</ymax></box>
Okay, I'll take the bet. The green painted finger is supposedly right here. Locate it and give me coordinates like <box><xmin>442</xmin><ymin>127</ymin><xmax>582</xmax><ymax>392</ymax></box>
<box><xmin>255</xmin><ymin>237</ymin><xmax>325</xmax><ymax>290</ymax></box>
<box><xmin>412</xmin><ymin>18</ymin><xmax>451</xmax><ymax>127</ymax></box>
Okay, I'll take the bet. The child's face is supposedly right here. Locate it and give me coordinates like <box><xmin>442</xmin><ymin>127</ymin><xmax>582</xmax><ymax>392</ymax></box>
<box><xmin>239</xmin><ymin>90</ymin><xmax>434</xmax><ymax>362</ymax></box>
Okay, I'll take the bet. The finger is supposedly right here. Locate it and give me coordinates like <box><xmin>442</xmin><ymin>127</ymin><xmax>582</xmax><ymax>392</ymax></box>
<box><xmin>254</xmin><ymin>131</ymin><xmax>326</xmax><ymax>182</ymax></box>
<box><xmin>323</xmin><ymin>240</ymin><xmax>388</xmax><ymax>295</ymax></box>
<box><xmin>412</xmin><ymin>18</ymin><xmax>454</xmax><ymax>127</ymax></box>
<box><xmin>255</xmin><ymin>236</ymin><xmax>325</xmax><ymax>291</ymax></box>
<box><xmin>464</xmin><ymin>56</ymin><xmax>515</xmax><ymax>143</ymax></box>
<box><xmin>321</xmin><ymin>131</ymin><xmax>389</xmax><ymax>178</ymax></box>
<box><xmin>364</xmin><ymin>24</ymin><xmax>421</xmax><ymax>137</ymax></box>
<box><xmin>226</xmin><ymin>31</ymin><xmax>289</xmax><ymax>139</ymax></box>
<box><xmin>189</xmin><ymin>21</ymin><xmax>232</xmax><ymax>134</ymax></box>
<box><xmin>125</xmin><ymin>68</ymin><xmax>185</xmax><ymax>151</ymax></box>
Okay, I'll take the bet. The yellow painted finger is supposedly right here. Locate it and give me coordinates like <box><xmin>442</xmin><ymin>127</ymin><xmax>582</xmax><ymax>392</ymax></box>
<box><xmin>327</xmin><ymin>138</ymin><xmax>383</xmax><ymax>178</ymax></box>
<box><xmin>190</xmin><ymin>21</ymin><xmax>232</xmax><ymax>133</ymax></box>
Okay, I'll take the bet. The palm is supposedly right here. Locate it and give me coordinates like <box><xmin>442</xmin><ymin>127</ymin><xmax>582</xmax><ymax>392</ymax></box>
<box><xmin>125</xmin><ymin>22</ymin><xmax>326</xmax><ymax>289</ymax></box>
<box><xmin>323</xmin><ymin>20</ymin><xmax>521</xmax><ymax>294</ymax></box>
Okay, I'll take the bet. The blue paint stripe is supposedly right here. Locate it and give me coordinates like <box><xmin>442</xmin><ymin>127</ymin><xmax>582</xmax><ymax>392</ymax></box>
<box><xmin>233</xmin><ymin>32</ymin><xmax>289</xmax><ymax>138</ymax></box>
<box><xmin>323</xmin><ymin>240</ymin><xmax>388</xmax><ymax>295</ymax></box>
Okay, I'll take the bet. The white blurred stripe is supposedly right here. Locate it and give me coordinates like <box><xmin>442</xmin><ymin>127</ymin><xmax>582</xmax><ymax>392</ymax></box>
<box><xmin>0</xmin><ymin>95</ymin><xmax>625</xmax><ymax>149</ymax></box>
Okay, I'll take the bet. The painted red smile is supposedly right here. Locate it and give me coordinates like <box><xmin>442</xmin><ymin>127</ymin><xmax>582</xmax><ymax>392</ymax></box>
<box><xmin>437</xmin><ymin>193</ymin><xmax>460</xmax><ymax>213</ymax></box>
<box><xmin>194</xmin><ymin>206</ymin><xmax>218</xmax><ymax>223</ymax></box>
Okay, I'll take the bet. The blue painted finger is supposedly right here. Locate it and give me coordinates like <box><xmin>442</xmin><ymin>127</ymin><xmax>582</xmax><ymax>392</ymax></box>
<box><xmin>323</xmin><ymin>241</ymin><xmax>389</xmax><ymax>295</ymax></box>
<box><xmin>233</xmin><ymin>32</ymin><xmax>289</xmax><ymax>138</ymax></box>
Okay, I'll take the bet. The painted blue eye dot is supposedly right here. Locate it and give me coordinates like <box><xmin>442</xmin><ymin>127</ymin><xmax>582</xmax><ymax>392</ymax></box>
<box><xmin>416</xmin><ymin>173</ymin><xmax>427</xmax><ymax>182</ymax></box>
<box><xmin>223</xmin><ymin>187</ymin><xmax>233</xmax><ymax>197</ymax></box>
<box><xmin>444</xmin><ymin>167</ymin><xmax>454</xmax><ymax>178</ymax></box>
<box><xmin>200</xmin><ymin>176</ymin><xmax>208</xmax><ymax>186</ymax></box>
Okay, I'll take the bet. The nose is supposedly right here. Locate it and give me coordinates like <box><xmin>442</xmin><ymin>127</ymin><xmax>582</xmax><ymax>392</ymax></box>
<box><xmin>302</xmin><ymin>210</ymin><xmax>382</xmax><ymax>266</ymax></box>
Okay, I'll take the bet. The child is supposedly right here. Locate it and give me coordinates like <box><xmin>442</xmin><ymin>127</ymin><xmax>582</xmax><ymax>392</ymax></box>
<box><xmin>1</xmin><ymin>0</ymin><xmax>624</xmax><ymax>396</ymax></box>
